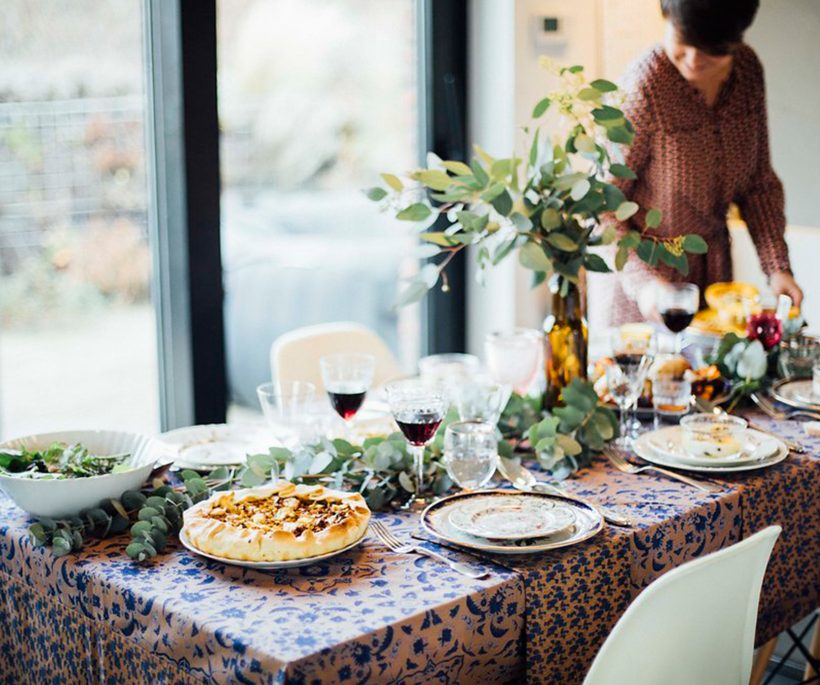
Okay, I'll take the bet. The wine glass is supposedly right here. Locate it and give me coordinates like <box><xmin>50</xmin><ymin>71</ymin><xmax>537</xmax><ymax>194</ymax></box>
<box><xmin>386</xmin><ymin>379</ymin><xmax>448</xmax><ymax>510</ymax></box>
<box><xmin>608</xmin><ymin>331</ymin><xmax>655</xmax><ymax>448</ymax></box>
<box><xmin>443</xmin><ymin>421</ymin><xmax>498</xmax><ymax>490</ymax></box>
<box><xmin>257</xmin><ymin>381</ymin><xmax>316</xmax><ymax>447</ymax></box>
<box><xmin>320</xmin><ymin>353</ymin><xmax>376</xmax><ymax>423</ymax></box>
<box><xmin>484</xmin><ymin>328</ymin><xmax>542</xmax><ymax>395</ymax></box>
<box><xmin>658</xmin><ymin>283</ymin><xmax>699</xmax><ymax>353</ymax></box>
<box><xmin>454</xmin><ymin>374</ymin><xmax>511</xmax><ymax>426</ymax></box>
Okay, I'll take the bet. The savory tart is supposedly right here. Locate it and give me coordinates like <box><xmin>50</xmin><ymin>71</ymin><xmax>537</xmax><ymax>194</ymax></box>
<box><xmin>182</xmin><ymin>482</ymin><xmax>370</xmax><ymax>561</ymax></box>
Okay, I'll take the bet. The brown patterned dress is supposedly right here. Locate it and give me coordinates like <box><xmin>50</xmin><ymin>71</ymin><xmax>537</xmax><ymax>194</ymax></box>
<box><xmin>588</xmin><ymin>44</ymin><xmax>792</xmax><ymax>329</ymax></box>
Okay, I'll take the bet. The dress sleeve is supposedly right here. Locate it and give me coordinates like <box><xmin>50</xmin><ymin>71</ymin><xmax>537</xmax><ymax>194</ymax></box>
<box><xmin>608</xmin><ymin>81</ymin><xmax>659</xmax><ymax>304</ymax></box>
<box><xmin>735</xmin><ymin>59</ymin><xmax>791</xmax><ymax>276</ymax></box>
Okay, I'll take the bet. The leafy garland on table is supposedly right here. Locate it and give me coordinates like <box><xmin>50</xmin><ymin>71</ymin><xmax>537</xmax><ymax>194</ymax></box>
<box><xmin>28</xmin><ymin>379</ymin><xmax>617</xmax><ymax>562</ymax></box>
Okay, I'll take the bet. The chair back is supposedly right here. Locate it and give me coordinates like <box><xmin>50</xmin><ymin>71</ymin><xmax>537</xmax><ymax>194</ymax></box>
<box><xmin>270</xmin><ymin>321</ymin><xmax>404</xmax><ymax>394</ymax></box>
<box><xmin>583</xmin><ymin>526</ymin><xmax>781</xmax><ymax>685</ymax></box>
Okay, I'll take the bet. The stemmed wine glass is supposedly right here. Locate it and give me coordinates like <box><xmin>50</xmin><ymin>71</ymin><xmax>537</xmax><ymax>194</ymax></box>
<box><xmin>257</xmin><ymin>381</ymin><xmax>316</xmax><ymax>448</ymax></box>
<box><xmin>320</xmin><ymin>353</ymin><xmax>376</xmax><ymax>426</ymax></box>
<box><xmin>386</xmin><ymin>379</ymin><xmax>448</xmax><ymax>510</ymax></box>
<box><xmin>485</xmin><ymin>328</ymin><xmax>542</xmax><ymax>396</ymax></box>
<box><xmin>658</xmin><ymin>283</ymin><xmax>699</xmax><ymax>353</ymax></box>
<box><xmin>608</xmin><ymin>329</ymin><xmax>655</xmax><ymax>447</ymax></box>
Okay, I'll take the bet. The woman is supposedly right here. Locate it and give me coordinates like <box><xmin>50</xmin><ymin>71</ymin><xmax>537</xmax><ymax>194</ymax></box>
<box><xmin>589</xmin><ymin>0</ymin><xmax>803</xmax><ymax>329</ymax></box>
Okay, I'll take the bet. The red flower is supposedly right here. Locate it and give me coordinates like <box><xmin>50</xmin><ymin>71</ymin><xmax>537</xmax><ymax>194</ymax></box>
<box><xmin>746</xmin><ymin>312</ymin><xmax>782</xmax><ymax>350</ymax></box>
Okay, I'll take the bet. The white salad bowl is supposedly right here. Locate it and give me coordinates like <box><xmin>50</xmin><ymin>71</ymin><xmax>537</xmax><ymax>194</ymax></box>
<box><xmin>0</xmin><ymin>430</ymin><xmax>166</xmax><ymax>518</ymax></box>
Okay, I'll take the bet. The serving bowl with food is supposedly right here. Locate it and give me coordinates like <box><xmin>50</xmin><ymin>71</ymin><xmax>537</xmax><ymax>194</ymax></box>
<box><xmin>0</xmin><ymin>430</ymin><xmax>164</xmax><ymax>517</ymax></box>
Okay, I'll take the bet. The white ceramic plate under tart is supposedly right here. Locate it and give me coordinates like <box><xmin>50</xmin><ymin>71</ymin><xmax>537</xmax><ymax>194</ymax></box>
<box><xmin>771</xmin><ymin>379</ymin><xmax>820</xmax><ymax>411</ymax></box>
<box><xmin>634</xmin><ymin>429</ymin><xmax>788</xmax><ymax>473</ymax></box>
<box><xmin>159</xmin><ymin>423</ymin><xmax>273</xmax><ymax>470</ymax></box>
<box><xmin>645</xmin><ymin>426</ymin><xmax>779</xmax><ymax>467</ymax></box>
<box><xmin>447</xmin><ymin>494</ymin><xmax>576</xmax><ymax>541</ymax></box>
<box><xmin>178</xmin><ymin>528</ymin><xmax>366</xmax><ymax>569</ymax></box>
<box><xmin>421</xmin><ymin>490</ymin><xmax>603</xmax><ymax>555</ymax></box>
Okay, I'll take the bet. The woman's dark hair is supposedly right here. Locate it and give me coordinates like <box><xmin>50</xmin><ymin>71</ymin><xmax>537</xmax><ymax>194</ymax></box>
<box><xmin>661</xmin><ymin>0</ymin><xmax>760</xmax><ymax>55</ymax></box>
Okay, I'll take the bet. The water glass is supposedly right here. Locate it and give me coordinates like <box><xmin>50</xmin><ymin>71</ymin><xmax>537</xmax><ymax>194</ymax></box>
<box><xmin>443</xmin><ymin>421</ymin><xmax>498</xmax><ymax>490</ymax></box>
<box><xmin>813</xmin><ymin>361</ymin><xmax>820</xmax><ymax>400</ymax></box>
<box><xmin>779</xmin><ymin>334</ymin><xmax>820</xmax><ymax>379</ymax></box>
<box><xmin>485</xmin><ymin>328</ymin><xmax>542</xmax><ymax>395</ymax></box>
<box><xmin>652</xmin><ymin>378</ymin><xmax>692</xmax><ymax>429</ymax></box>
<box><xmin>257</xmin><ymin>381</ymin><xmax>316</xmax><ymax>447</ymax></box>
<box><xmin>454</xmin><ymin>375</ymin><xmax>511</xmax><ymax>426</ymax></box>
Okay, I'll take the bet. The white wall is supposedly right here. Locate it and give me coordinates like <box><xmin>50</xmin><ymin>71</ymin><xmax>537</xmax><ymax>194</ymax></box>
<box><xmin>466</xmin><ymin>0</ymin><xmax>819</xmax><ymax>349</ymax></box>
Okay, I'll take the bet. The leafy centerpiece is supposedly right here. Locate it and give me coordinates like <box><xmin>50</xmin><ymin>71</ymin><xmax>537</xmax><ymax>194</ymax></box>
<box><xmin>367</xmin><ymin>59</ymin><xmax>707</xmax><ymax>404</ymax></box>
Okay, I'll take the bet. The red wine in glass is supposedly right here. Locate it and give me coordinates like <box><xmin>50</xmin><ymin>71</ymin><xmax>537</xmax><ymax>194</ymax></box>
<box><xmin>661</xmin><ymin>307</ymin><xmax>695</xmax><ymax>333</ymax></box>
<box><xmin>394</xmin><ymin>410</ymin><xmax>444</xmax><ymax>446</ymax></box>
<box><xmin>327</xmin><ymin>387</ymin><xmax>367</xmax><ymax>420</ymax></box>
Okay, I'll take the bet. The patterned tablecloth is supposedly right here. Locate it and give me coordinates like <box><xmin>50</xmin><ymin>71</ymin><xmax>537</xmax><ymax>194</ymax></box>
<box><xmin>0</xmin><ymin>412</ymin><xmax>816</xmax><ymax>685</ymax></box>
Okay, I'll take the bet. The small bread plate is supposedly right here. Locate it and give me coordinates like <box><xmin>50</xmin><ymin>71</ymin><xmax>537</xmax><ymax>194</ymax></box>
<box><xmin>178</xmin><ymin>528</ymin><xmax>366</xmax><ymax>569</ymax></box>
<box><xmin>770</xmin><ymin>378</ymin><xmax>820</xmax><ymax>412</ymax></box>
<box><xmin>634</xmin><ymin>428</ymin><xmax>788</xmax><ymax>473</ymax></box>
<box><xmin>421</xmin><ymin>490</ymin><xmax>603</xmax><ymax>555</ymax></box>
<box><xmin>159</xmin><ymin>423</ymin><xmax>273</xmax><ymax>470</ymax></box>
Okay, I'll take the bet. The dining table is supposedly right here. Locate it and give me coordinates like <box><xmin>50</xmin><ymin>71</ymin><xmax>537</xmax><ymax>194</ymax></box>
<box><xmin>0</xmin><ymin>410</ymin><xmax>816</xmax><ymax>685</ymax></box>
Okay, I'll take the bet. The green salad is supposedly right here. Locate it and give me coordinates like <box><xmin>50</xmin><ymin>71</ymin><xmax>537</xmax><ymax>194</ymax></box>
<box><xmin>0</xmin><ymin>442</ymin><xmax>134</xmax><ymax>479</ymax></box>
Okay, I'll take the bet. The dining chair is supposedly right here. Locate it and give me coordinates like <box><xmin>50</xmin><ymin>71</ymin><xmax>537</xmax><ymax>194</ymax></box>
<box><xmin>582</xmin><ymin>526</ymin><xmax>781</xmax><ymax>685</ymax></box>
<box><xmin>270</xmin><ymin>321</ymin><xmax>405</xmax><ymax>394</ymax></box>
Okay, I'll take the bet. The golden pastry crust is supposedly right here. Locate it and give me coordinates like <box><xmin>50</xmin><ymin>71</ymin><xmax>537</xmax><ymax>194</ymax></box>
<box><xmin>182</xmin><ymin>482</ymin><xmax>370</xmax><ymax>561</ymax></box>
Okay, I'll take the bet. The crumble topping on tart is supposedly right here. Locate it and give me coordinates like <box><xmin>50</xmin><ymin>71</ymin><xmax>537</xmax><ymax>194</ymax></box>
<box><xmin>182</xmin><ymin>482</ymin><xmax>370</xmax><ymax>562</ymax></box>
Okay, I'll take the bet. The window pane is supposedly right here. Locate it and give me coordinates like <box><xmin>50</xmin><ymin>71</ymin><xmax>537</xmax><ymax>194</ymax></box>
<box><xmin>0</xmin><ymin>1</ymin><xmax>158</xmax><ymax>438</ymax></box>
<box><xmin>218</xmin><ymin>0</ymin><xmax>421</xmax><ymax>411</ymax></box>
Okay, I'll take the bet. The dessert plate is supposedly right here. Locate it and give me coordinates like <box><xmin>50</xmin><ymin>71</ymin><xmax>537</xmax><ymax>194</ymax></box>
<box><xmin>634</xmin><ymin>430</ymin><xmax>788</xmax><ymax>473</ymax></box>
<box><xmin>421</xmin><ymin>490</ymin><xmax>603</xmax><ymax>555</ymax></box>
<box><xmin>646</xmin><ymin>426</ymin><xmax>778</xmax><ymax>467</ymax></box>
<box><xmin>178</xmin><ymin>528</ymin><xmax>365</xmax><ymax>569</ymax></box>
<box><xmin>447</xmin><ymin>494</ymin><xmax>576</xmax><ymax>541</ymax></box>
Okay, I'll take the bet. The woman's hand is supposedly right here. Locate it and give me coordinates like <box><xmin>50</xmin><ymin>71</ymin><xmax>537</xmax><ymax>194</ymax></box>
<box><xmin>769</xmin><ymin>271</ymin><xmax>803</xmax><ymax>308</ymax></box>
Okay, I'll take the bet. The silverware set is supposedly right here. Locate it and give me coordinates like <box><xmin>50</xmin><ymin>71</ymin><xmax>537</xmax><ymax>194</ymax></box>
<box><xmin>603</xmin><ymin>446</ymin><xmax>722</xmax><ymax>493</ymax></box>
<box><xmin>369</xmin><ymin>519</ymin><xmax>489</xmax><ymax>579</ymax></box>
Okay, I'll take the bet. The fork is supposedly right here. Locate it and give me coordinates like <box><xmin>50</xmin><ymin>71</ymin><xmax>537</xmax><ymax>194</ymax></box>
<box><xmin>369</xmin><ymin>520</ymin><xmax>489</xmax><ymax>579</ymax></box>
<box><xmin>750</xmin><ymin>393</ymin><xmax>820</xmax><ymax>421</ymax></box>
<box><xmin>604</xmin><ymin>446</ymin><xmax>722</xmax><ymax>493</ymax></box>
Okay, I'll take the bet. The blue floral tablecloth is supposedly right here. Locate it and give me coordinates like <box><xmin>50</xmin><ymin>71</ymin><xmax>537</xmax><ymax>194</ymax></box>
<box><xmin>0</xmin><ymin>412</ymin><xmax>816</xmax><ymax>684</ymax></box>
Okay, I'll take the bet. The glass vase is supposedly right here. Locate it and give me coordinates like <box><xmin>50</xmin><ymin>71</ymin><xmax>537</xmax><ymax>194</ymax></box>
<box><xmin>543</xmin><ymin>274</ymin><xmax>588</xmax><ymax>409</ymax></box>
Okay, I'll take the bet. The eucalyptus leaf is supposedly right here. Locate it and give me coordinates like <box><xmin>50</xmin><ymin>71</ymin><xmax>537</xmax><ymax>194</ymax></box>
<box><xmin>364</xmin><ymin>187</ymin><xmax>388</xmax><ymax>201</ymax></box>
<box><xmin>396</xmin><ymin>203</ymin><xmax>432</xmax><ymax>222</ymax></box>
<box><xmin>615</xmin><ymin>201</ymin><xmax>639</xmax><ymax>221</ymax></box>
<box><xmin>532</xmin><ymin>96</ymin><xmax>551</xmax><ymax>118</ymax></box>
<box><xmin>683</xmin><ymin>234</ymin><xmax>708</xmax><ymax>254</ymax></box>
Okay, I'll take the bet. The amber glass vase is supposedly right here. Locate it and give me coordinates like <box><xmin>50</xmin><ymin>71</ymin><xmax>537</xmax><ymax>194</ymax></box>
<box><xmin>543</xmin><ymin>275</ymin><xmax>588</xmax><ymax>409</ymax></box>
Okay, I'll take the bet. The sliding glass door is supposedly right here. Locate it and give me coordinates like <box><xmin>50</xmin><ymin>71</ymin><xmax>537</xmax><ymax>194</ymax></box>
<box><xmin>0</xmin><ymin>0</ymin><xmax>158</xmax><ymax>437</ymax></box>
<box><xmin>217</xmin><ymin>0</ymin><xmax>424</xmax><ymax>412</ymax></box>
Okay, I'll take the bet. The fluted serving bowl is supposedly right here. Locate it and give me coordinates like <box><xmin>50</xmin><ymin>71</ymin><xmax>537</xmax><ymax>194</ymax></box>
<box><xmin>0</xmin><ymin>430</ymin><xmax>165</xmax><ymax>517</ymax></box>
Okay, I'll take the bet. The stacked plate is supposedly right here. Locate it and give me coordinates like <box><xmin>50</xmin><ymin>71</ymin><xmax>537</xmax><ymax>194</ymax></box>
<box><xmin>771</xmin><ymin>379</ymin><xmax>820</xmax><ymax>412</ymax></box>
<box><xmin>421</xmin><ymin>490</ymin><xmax>603</xmax><ymax>555</ymax></box>
<box><xmin>634</xmin><ymin>425</ymin><xmax>788</xmax><ymax>473</ymax></box>
<box><xmin>159</xmin><ymin>424</ymin><xmax>273</xmax><ymax>470</ymax></box>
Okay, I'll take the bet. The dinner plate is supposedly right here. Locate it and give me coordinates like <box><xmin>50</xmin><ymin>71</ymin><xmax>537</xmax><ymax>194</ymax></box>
<box><xmin>771</xmin><ymin>379</ymin><xmax>820</xmax><ymax>412</ymax></box>
<box><xmin>421</xmin><ymin>490</ymin><xmax>603</xmax><ymax>555</ymax></box>
<box><xmin>159</xmin><ymin>423</ymin><xmax>274</xmax><ymax>470</ymax></box>
<box><xmin>446</xmin><ymin>494</ymin><xmax>576</xmax><ymax>541</ymax></box>
<box><xmin>178</xmin><ymin>528</ymin><xmax>366</xmax><ymax>569</ymax></box>
<box><xmin>645</xmin><ymin>426</ymin><xmax>779</xmax><ymax>467</ymax></box>
<box><xmin>634</xmin><ymin>430</ymin><xmax>788</xmax><ymax>473</ymax></box>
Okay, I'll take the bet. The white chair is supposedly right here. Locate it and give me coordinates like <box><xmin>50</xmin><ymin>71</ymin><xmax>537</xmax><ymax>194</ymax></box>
<box><xmin>270</xmin><ymin>322</ymin><xmax>405</xmax><ymax>394</ymax></box>
<box><xmin>583</xmin><ymin>526</ymin><xmax>781</xmax><ymax>685</ymax></box>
